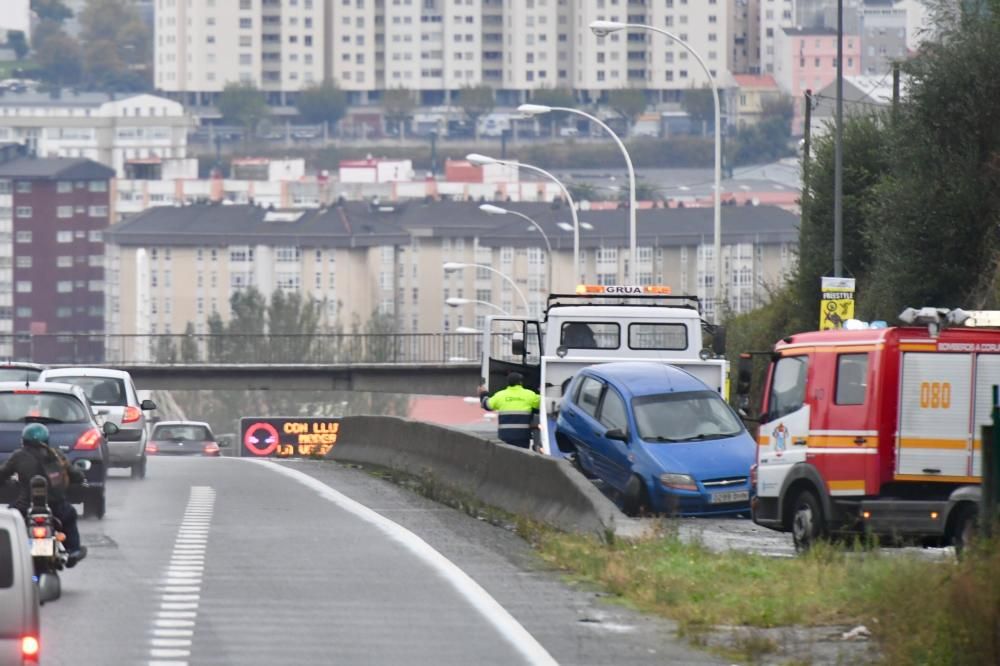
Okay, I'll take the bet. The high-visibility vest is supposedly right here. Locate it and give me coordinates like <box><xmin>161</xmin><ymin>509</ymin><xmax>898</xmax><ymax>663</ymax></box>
<box><xmin>481</xmin><ymin>385</ymin><xmax>541</xmax><ymax>445</ymax></box>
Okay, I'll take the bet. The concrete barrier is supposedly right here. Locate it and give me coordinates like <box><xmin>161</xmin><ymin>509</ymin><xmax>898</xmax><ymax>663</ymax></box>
<box><xmin>326</xmin><ymin>416</ymin><xmax>634</xmax><ymax>536</ymax></box>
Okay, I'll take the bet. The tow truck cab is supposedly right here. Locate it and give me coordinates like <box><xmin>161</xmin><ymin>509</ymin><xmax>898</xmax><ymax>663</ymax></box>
<box><xmin>480</xmin><ymin>285</ymin><xmax>728</xmax><ymax>456</ymax></box>
<box><xmin>745</xmin><ymin>309</ymin><xmax>997</xmax><ymax>548</ymax></box>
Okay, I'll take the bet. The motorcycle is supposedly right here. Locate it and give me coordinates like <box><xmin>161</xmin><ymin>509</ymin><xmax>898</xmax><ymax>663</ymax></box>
<box><xmin>27</xmin><ymin>474</ymin><xmax>68</xmax><ymax>604</ymax></box>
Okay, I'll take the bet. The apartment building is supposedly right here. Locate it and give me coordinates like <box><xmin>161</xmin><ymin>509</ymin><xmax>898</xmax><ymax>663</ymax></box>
<box><xmin>0</xmin><ymin>158</ymin><xmax>115</xmax><ymax>361</ymax></box>
<box><xmin>0</xmin><ymin>0</ymin><xmax>29</xmax><ymax>44</ymax></box>
<box><xmin>0</xmin><ymin>91</ymin><xmax>193</xmax><ymax>177</ymax></box>
<box><xmin>105</xmin><ymin>201</ymin><xmax>799</xmax><ymax>344</ymax></box>
<box><xmin>859</xmin><ymin>1</ymin><xmax>908</xmax><ymax>75</ymax></box>
<box><xmin>155</xmin><ymin>0</ymin><xmax>736</xmax><ymax>106</ymax></box>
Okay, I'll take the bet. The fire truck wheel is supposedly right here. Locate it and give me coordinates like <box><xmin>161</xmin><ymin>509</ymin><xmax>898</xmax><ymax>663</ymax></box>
<box><xmin>951</xmin><ymin>504</ymin><xmax>978</xmax><ymax>557</ymax></box>
<box><xmin>791</xmin><ymin>489</ymin><xmax>825</xmax><ymax>551</ymax></box>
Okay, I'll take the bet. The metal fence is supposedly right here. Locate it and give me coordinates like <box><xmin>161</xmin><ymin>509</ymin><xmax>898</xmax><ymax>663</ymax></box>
<box><xmin>1</xmin><ymin>333</ymin><xmax>495</xmax><ymax>366</ymax></box>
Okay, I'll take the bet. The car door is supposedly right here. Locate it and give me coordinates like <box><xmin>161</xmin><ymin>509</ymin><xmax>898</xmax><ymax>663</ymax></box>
<box><xmin>593</xmin><ymin>385</ymin><xmax>634</xmax><ymax>491</ymax></box>
<box><xmin>560</xmin><ymin>375</ymin><xmax>607</xmax><ymax>475</ymax></box>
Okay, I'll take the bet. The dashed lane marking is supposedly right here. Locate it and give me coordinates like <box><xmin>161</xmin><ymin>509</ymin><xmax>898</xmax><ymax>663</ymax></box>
<box><xmin>147</xmin><ymin>486</ymin><xmax>215</xmax><ymax>666</ymax></box>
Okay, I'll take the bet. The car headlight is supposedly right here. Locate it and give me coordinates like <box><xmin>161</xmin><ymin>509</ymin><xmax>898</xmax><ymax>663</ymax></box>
<box><xmin>660</xmin><ymin>473</ymin><xmax>698</xmax><ymax>491</ymax></box>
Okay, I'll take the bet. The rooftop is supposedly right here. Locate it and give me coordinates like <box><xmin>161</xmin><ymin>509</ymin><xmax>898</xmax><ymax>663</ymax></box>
<box><xmin>732</xmin><ymin>74</ymin><xmax>779</xmax><ymax>89</ymax></box>
<box><xmin>0</xmin><ymin>157</ymin><xmax>115</xmax><ymax>180</ymax></box>
<box><xmin>108</xmin><ymin>201</ymin><xmax>800</xmax><ymax>249</ymax></box>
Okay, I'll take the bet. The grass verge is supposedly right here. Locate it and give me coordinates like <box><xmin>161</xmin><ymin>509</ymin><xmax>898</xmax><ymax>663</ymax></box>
<box><xmin>535</xmin><ymin>527</ymin><xmax>1000</xmax><ymax>665</ymax></box>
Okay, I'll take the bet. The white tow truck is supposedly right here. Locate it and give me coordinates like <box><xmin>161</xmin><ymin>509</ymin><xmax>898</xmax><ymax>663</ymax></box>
<box><xmin>479</xmin><ymin>285</ymin><xmax>728</xmax><ymax>456</ymax></box>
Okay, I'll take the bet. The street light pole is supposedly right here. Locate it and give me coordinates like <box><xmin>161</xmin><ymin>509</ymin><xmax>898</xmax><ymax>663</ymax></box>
<box><xmin>442</xmin><ymin>262</ymin><xmax>530</xmax><ymax>315</ymax></box>
<box><xmin>479</xmin><ymin>204</ymin><xmax>553</xmax><ymax>294</ymax></box>
<box><xmin>446</xmin><ymin>298</ymin><xmax>511</xmax><ymax>316</ymax></box>
<box><xmin>517</xmin><ymin>103</ymin><xmax>637</xmax><ymax>283</ymax></box>
<box><xmin>834</xmin><ymin>0</ymin><xmax>844</xmax><ymax>277</ymax></box>
<box><xmin>590</xmin><ymin>20</ymin><xmax>723</xmax><ymax>320</ymax></box>
<box><xmin>467</xmin><ymin>153</ymin><xmax>583</xmax><ymax>281</ymax></box>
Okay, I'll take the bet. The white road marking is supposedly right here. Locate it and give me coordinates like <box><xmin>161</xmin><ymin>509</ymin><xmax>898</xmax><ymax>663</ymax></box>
<box><xmin>148</xmin><ymin>486</ymin><xmax>215</xmax><ymax>666</ymax></box>
<box><xmin>254</xmin><ymin>461</ymin><xmax>559</xmax><ymax>666</ymax></box>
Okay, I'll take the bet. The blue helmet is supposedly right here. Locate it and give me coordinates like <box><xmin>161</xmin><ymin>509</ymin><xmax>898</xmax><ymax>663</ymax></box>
<box><xmin>22</xmin><ymin>423</ymin><xmax>49</xmax><ymax>446</ymax></box>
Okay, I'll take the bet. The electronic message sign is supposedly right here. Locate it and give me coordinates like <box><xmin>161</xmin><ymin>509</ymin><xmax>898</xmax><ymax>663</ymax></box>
<box><xmin>240</xmin><ymin>417</ymin><xmax>341</xmax><ymax>458</ymax></box>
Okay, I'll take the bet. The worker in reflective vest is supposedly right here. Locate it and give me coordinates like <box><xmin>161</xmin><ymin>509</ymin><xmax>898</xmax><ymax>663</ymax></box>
<box><xmin>479</xmin><ymin>372</ymin><xmax>541</xmax><ymax>449</ymax></box>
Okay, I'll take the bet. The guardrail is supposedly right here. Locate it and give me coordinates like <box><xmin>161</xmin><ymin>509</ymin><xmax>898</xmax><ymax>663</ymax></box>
<box><xmin>3</xmin><ymin>333</ymin><xmax>499</xmax><ymax>366</ymax></box>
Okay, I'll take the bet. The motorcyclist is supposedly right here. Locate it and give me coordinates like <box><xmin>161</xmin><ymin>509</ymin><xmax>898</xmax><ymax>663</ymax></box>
<box><xmin>0</xmin><ymin>423</ymin><xmax>88</xmax><ymax>566</ymax></box>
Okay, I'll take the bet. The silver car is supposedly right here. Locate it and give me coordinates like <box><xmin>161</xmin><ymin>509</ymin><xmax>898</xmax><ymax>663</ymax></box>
<box><xmin>38</xmin><ymin>368</ymin><xmax>156</xmax><ymax>479</ymax></box>
<box><xmin>0</xmin><ymin>508</ymin><xmax>43</xmax><ymax>666</ymax></box>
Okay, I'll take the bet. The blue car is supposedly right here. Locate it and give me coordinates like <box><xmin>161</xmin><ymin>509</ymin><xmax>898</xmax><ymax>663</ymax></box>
<box><xmin>555</xmin><ymin>362</ymin><xmax>756</xmax><ymax>516</ymax></box>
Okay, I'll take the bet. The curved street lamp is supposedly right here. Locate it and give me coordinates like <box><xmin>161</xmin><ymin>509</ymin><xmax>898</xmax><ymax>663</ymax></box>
<box><xmin>445</xmin><ymin>297</ymin><xmax>511</xmax><ymax>316</ymax></box>
<box><xmin>468</xmin><ymin>153</ymin><xmax>583</xmax><ymax>281</ymax></box>
<box><xmin>479</xmin><ymin>204</ymin><xmax>553</xmax><ymax>294</ymax></box>
<box><xmin>442</xmin><ymin>262</ymin><xmax>529</xmax><ymax>314</ymax></box>
<box><xmin>517</xmin><ymin>103</ymin><xmax>637</xmax><ymax>283</ymax></box>
<box><xmin>590</xmin><ymin>19</ymin><xmax>722</xmax><ymax>320</ymax></box>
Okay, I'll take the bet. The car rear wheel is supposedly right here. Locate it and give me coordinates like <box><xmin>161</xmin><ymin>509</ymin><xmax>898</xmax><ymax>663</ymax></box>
<box><xmin>951</xmin><ymin>504</ymin><xmax>978</xmax><ymax>558</ymax></box>
<box><xmin>791</xmin><ymin>489</ymin><xmax>825</xmax><ymax>552</ymax></box>
<box><xmin>131</xmin><ymin>457</ymin><xmax>147</xmax><ymax>480</ymax></box>
<box><xmin>84</xmin><ymin>493</ymin><xmax>106</xmax><ymax>520</ymax></box>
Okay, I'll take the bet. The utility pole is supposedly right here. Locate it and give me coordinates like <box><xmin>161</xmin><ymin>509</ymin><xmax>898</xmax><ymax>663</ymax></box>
<box><xmin>833</xmin><ymin>0</ymin><xmax>844</xmax><ymax>278</ymax></box>
<box><xmin>891</xmin><ymin>61</ymin><xmax>901</xmax><ymax>122</ymax></box>
<box><xmin>803</xmin><ymin>89</ymin><xmax>813</xmax><ymax>183</ymax></box>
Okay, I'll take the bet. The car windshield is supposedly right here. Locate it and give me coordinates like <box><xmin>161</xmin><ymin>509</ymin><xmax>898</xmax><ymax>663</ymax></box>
<box><xmin>154</xmin><ymin>425</ymin><xmax>212</xmax><ymax>441</ymax></box>
<box><xmin>49</xmin><ymin>376</ymin><xmax>127</xmax><ymax>407</ymax></box>
<box><xmin>632</xmin><ymin>390</ymin><xmax>744</xmax><ymax>442</ymax></box>
<box><xmin>0</xmin><ymin>391</ymin><xmax>91</xmax><ymax>424</ymax></box>
<box><xmin>0</xmin><ymin>368</ymin><xmax>41</xmax><ymax>382</ymax></box>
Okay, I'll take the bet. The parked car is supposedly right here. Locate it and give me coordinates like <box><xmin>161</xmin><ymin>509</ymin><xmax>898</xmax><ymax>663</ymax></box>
<box><xmin>0</xmin><ymin>382</ymin><xmax>116</xmax><ymax>519</ymax></box>
<box><xmin>0</xmin><ymin>363</ymin><xmax>42</xmax><ymax>384</ymax></box>
<box><xmin>0</xmin><ymin>507</ymin><xmax>45</xmax><ymax>666</ymax></box>
<box><xmin>147</xmin><ymin>421</ymin><xmax>223</xmax><ymax>457</ymax></box>
<box><xmin>556</xmin><ymin>362</ymin><xmax>756</xmax><ymax>516</ymax></box>
<box><xmin>38</xmin><ymin>369</ymin><xmax>155</xmax><ymax>480</ymax></box>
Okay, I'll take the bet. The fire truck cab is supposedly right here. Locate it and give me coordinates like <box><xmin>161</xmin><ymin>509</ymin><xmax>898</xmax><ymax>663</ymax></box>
<box><xmin>743</xmin><ymin>308</ymin><xmax>997</xmax><ymax>550</ymax></box>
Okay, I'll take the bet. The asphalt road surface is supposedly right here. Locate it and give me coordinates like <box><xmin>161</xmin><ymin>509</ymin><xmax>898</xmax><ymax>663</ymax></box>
<box><xmin>40</xmin><ymin>457</ymin><xmax>726</xmax><ymax>665</ymax></box>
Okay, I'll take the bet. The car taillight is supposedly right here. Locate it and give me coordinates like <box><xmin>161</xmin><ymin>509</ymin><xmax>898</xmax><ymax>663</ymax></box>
<box><xmin>22</xmin><ymin>635</ymin><xmax>39</xmax><ymax>660</ymax></box>
<box><xmin>31</xmin><ymin>526</ymin><xmax>49</xmax><ymax>539</ymax></box>
<box><xmin>203</xmin><ymin>442</ymin><xmax>220</xmax><ymax>455</ymax></box>
<box><xmin>122</xmin><ymin>406</ymin><xmax>142</xmax><ymax>423</ymax></box>
<box><xmin>74</xmin><ymin>428</ymin><xmax>102</xmax><ymax>450</ymax></box>
<box><xmin>146</xmin><ymin>441</ymin><xmax>159</xmax><ymax>454</ymax></box>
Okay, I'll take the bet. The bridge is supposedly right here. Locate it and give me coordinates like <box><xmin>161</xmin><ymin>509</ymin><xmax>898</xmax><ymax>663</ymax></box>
<box><xmin>13</xmin><ymin>333</ymin><xmax>491</xmax><ymax>394</ymax></box>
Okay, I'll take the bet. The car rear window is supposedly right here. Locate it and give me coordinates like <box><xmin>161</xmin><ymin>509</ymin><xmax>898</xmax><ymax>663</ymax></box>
<box><xmin>49</xmin><ymin>376</ymin><xmax>127</xmax><ymax>407</ymax></box>
<box><xmin>0</xmin><ymin>391</ymin><xmax>91</xmax><ymax>424</ymax></box>
<box><xmin>628</xmin><ymin>323</ymin><xmax>688</xmax><ymax>351</ymax></box>
<box><xmin>0</xmin><ymin>368</ymin><xmax>41</xmax><ymax>383</ymax></box>
<box><xmin>153</xmin><ymin>425</ymin><xmax>213</xmax><ymax>441</ymax></box>
<box><xmin>0</xmin><ymin>529</ymin><xmax>13</xmax><ymax>589</ymax></box>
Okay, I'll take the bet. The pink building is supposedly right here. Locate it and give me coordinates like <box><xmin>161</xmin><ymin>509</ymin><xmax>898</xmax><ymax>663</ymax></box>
<box><xmin>774</xmin><ymin>27</ymin><xmax>861</xmax><ymax>134</ymax></box>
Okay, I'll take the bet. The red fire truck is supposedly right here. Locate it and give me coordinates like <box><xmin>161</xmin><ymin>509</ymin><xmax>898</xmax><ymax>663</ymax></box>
<box><xmin>740</xmin><ymin>307</ymin><xmax>997</xmax><ymax>550</ymax></box>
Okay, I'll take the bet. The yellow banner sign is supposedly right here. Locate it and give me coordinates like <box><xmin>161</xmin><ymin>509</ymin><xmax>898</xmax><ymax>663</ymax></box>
<box><xmin>820</xmin><ymin>277</ymin><xmax>856</xmax><ymax>330</ymax></box>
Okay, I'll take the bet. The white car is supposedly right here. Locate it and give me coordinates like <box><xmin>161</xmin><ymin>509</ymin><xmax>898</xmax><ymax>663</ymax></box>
<box><xmin>0</xmin><ymin>508</ymin><xmax>44</xmax><ymax>666</ymax></box>
<box><xmin>38</xmin><ymin>368</ymin><xmax>156</xmax><ymax>479</ymax></box>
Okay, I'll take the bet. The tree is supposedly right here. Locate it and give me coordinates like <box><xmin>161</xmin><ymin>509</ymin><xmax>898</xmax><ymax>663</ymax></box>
<box><xmin>383</xmin><ymin>87</ymin><xmax>416</xmax><ymax>140</ymax></box>
<box><xmin>31</xmin><ymin>0</ymin><xmax>73</xmax><ymax>23</ymax></box>
<box><xmin>608</xmin><ymin>87</ymin><xmax>648</xmax><ymax>134</ymax></box>
<box><xmin>154</xmin><ymin>336</ymin><xmax>177</xmax><ymax>364</ymax></box>
<box><xmin>457</xmin><ymin>84</ymin><xmax>495</xmax><ymax>140</ymax></box>
<box><xmin>218</xmin><ymin>83</ymin><xmax>269</xmax><ymax>135</ymax></box>
<box><xmin>681</xmin><ymin>87</ymin><xmax>716</xmax><ymax>135</ymax></box>
<box><xmin>180</xmin><ymin>322</ymin><xmax>199</xmax><ymax>363</ymax></box>
<box><xmin>531</xmin><ymin>86</ymin><xmax>576</xmax><ymax>137</ymax></box>
<box><xmin>79</xmin><ymin>0</ymin><xmax>151</xmax><ymax>90</ymax></box>
<box><xmin>296</xmin><ymin>81</ymin><xmax>348</xmax><ymax>135</ymax></box>
<box><xmin>729</xmin><ymin>96</ymin><xmax>794</xmax><ymax>166</ymax></box>
<box><xmin>34</xmin><ymin>29</ymin><xmax>82</xmax><ymax>86</ymax></box>
<box><xmin>267</xmin><ymin>290</ymin><xmax>324</xmax><ymax>362</ymax></box>
<box><xmin>7</xmin><ymin>31</ymin><xmax>29</xmax><ymax>61</ymax></box>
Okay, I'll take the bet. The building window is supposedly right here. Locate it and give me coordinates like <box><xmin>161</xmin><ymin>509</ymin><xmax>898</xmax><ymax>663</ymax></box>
<box><xmin>15</xmin><ymin>281</ymin><xmax>31</xmax><ymax>293</ymax></box>
<box><xmin>88</xmin><ymin>181</ymin><xmax>108</xmax><ymax>193</ymax></box>
<box><xmin>15</xmin><ymin>207</ymin><xmax>31</xmax><ymax>218</ymax></box>
<box><xmin>57</xmin><ymin>181</ymin><xmax>72</xmax><ymax>193</ymax></box>
<box><xmin>57</xmin><ymin>256</ymin><xmax>72</xmax><ymax>267</ymax></box>
<box><xmin>275</xmin><ymin>247</ymin><xmax>301</xmax><ymax>262</ymax></box>
<box><xmin>88</xmin><ymin>280</ymin><xmax>104</xmax><ymax>292</ymax></box>
<box><xmin>15</xmin><ymin>256</ymin><xmax>31</xmax><ymax>268</ymax></box>
<box><xmin>56</xmin><ymin>231</ymin><xmax>72</xmax><ymax>243</ymax></box>
<box><xmin>57</xmin><ymin>281</ymin><xmax>73</xmax><ymax>293</ymax></box>
<box><xmin>89</xmin><ymin>205</ymin><xmax>109</xmax><ymax>218</ymax></box>
<box><xmin>15</xmin><ymin>231</ymin><xmax>32</xmax><ymax>243</ymax></box>
<box><xmin>230</xmin><ymin>246</ymin><xmax>253</xmax><ymax>262</ymax></box>
<box><xmin>15</xmin><ymin>182</ymin><xmax>30</xmax><ymax>193</ymax></box>
<box><xmin>18</xmin><ymin>307</ymin><xmax>32</xmax><ymax>318</ymax></box>
<box><xmin>57</xmin><ymin>205</ymin><xmax>73</xmax><ymax>218</ymax></box>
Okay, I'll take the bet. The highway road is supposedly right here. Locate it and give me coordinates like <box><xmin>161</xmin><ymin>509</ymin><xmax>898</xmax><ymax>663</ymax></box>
<box><xmin>39</xmin><ymin>457</ymin><xmax>725</xmax><ymax>665</ymax></box>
